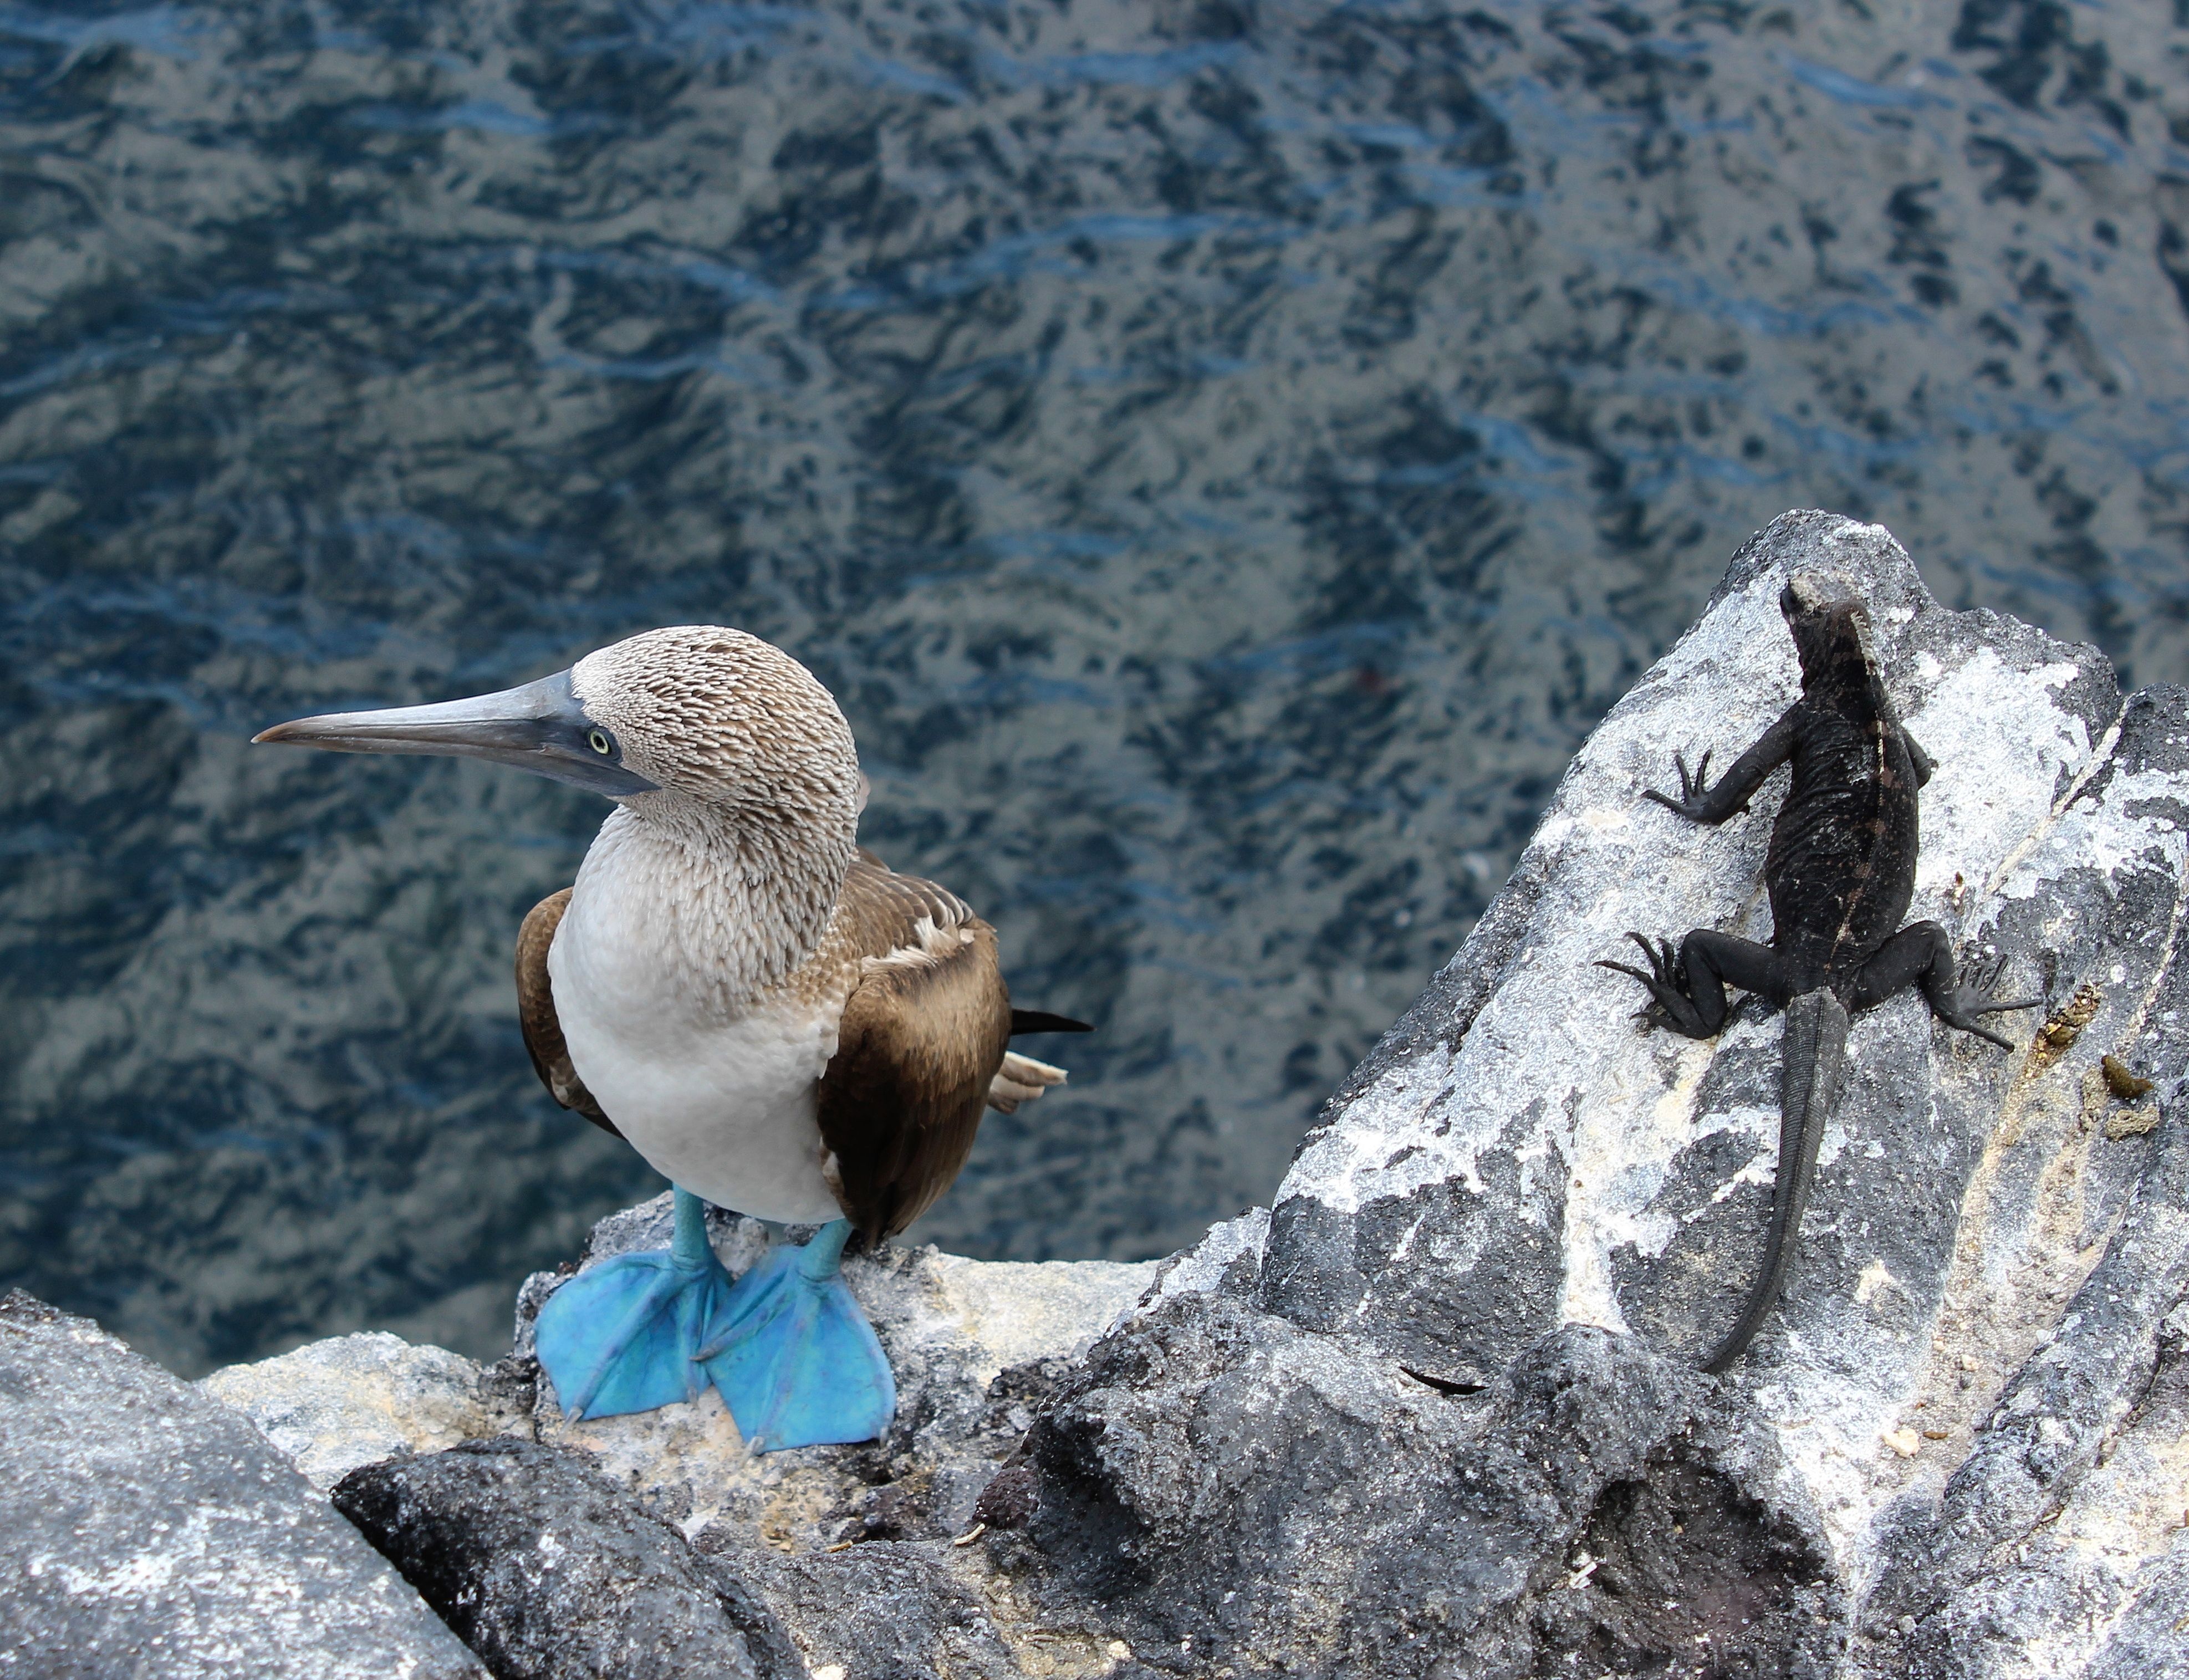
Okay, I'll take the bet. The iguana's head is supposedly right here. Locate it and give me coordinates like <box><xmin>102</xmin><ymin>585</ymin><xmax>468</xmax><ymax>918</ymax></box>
<box><xmin>1780</xmin><ymin>571</ymin><xmax>1874</xmax><ymax>685</ymax></box>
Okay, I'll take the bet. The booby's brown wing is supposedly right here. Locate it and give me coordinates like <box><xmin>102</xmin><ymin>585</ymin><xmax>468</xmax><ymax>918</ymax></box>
<box><xmin>514</xmin><ymin>888</ymin><xmax>620</xmax><ymax>1139</ymax></box>
<box><xmin>816</xmin><ymin>852</ymin><xmax>1013</xmax><ymax>1244</ymax></box>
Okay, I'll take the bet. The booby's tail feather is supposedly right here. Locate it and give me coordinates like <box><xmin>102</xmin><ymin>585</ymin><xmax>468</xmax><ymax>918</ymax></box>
<box><xmin>986</xmin><ymin>1051</ymin><xmax>1067</xmax><ymax>1114</ymax></box>
<box><xmin>698</xmin><ymin>1219</ymin><xmax>895</xmax><ymax>1452</ymax></box>
<box><xmin>534</xmin><ymin>1188</ymin><xmax>733</xmax><ymax>1421</ymax></box>
<box><xmin>989</xmin><ymin>1010</ymin><xmax>1085</xmax><ymax>1111</ymax></box>
<box><xmin>1009</xmin><ymin>1009</ymin><xmax>1092</xmax><ymax>1035</ymax></box>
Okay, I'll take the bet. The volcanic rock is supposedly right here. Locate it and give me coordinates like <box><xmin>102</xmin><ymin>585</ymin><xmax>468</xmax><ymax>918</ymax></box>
<box><xmin>192</xmin><ymin>510</ymin><xmax>2189</xmax><ymax>1678</ymax></box>
<box><xmin>0</xmin><ymin>1289</ymin><xmax>484</xmax><ymax>1680</ymax></box>
<box><xmin>992</xmin><ymin>510</ymin><xmax>2189</xmax><ymax>1679</ymax></box>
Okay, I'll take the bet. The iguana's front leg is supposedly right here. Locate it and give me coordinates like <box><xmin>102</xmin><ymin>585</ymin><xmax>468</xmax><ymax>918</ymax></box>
<box><xmin>1644</xmin><ymin>707</ymin><xmax>1800</xmax><ymax>825</ymax></box>
<box><xmin>1598</xmin><ymin>929</ymin><xmax>1788</xmax><ymax>1039</ymax></box>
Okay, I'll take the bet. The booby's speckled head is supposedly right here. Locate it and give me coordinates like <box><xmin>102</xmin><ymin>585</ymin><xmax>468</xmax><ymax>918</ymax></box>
<box><xmin>254</xmin><ymin>626</ymin><xmax>862</xmax><ymax>833</ymax></box>
<box><xmin>1779</xmin><ymin>570</ymin><xmax>1871</xmax><ymax>685</ymax></box>
<box><xmin>569</xmin><ymin>626</ymin><xmax>861</xmax><ymax>826</ymax></box>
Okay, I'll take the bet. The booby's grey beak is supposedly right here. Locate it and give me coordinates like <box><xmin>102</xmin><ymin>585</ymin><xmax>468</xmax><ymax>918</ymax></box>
<box><xmin>253</xmin><ymin>670</ymin><xmax>659</xmax><ymax>798</ymax></box>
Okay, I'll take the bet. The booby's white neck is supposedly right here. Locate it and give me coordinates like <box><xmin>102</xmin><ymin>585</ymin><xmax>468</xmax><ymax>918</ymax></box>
<box><xmin>545</xmin><ymin>789</ymin><xmax>856</xmax><ymax>1222</ymax></box>
<box><xmin>572</xmin><ymin>789</ymin><xmax>855</xmax><ymax>1015</ymax></box>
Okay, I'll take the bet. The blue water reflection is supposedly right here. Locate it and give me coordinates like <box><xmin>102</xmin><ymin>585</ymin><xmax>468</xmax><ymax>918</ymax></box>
<box><xmin>2</xmin><ymin>0</ymin><xmax>2186</xmax><ymax>1375</ymax></box>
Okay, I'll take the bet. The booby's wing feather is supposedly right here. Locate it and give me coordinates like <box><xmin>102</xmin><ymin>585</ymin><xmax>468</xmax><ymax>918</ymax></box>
<box><xmin>515</xmin><ymin>889</ymin><xmax>621</xmax><ymax>1138</ymax></box>
<box><xmin>817</xmin><ymin>854</ymin><xmax>1013</xmax><ymax>1243</ymax></box>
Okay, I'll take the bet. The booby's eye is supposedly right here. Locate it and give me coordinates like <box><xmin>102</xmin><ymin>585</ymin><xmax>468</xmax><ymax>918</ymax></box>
<box><xmin>587</xmin><ymin>728</ymin><xmax>613</xmax><ymax>755</ymax></box>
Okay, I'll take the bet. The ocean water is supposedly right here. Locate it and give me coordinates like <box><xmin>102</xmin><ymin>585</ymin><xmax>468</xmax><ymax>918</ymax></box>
<box><xmin>3</xmin><ymin>0</ymin><xmax>2186</xmax><ymax>1376</ymax></box>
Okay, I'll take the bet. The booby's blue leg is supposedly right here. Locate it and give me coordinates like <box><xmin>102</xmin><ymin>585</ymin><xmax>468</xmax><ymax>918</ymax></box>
<box><xmin>534</xmin><ymin>1187</ymin><xmax>734</xmax><ymax>1421</ymax></box>
<box><xmin>696</xmin><ymin>1219</ymin><xmax>895</xmax><ymax>1452</ymax></box>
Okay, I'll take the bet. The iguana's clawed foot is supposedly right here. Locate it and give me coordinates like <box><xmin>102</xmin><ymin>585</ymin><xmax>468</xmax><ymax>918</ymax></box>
<box><xmin>1596</xmin><ymin>932</ymin><xmax>1712</xmax><ymax>1038</ymax></box>
<box><xmin>1642</xmin><ymin>748</ymin><xmax>1713</xmax><ymax>820</ymax></box>
<box><xmin>1932</xmin><ymin>954</ymin><xmax>2039</xmax><ymax>1051</ymax></box>
<box><xmin>1642</xmin><ymin>748</ymin><xmax>1747</xmax><ymax>821</ymax></box>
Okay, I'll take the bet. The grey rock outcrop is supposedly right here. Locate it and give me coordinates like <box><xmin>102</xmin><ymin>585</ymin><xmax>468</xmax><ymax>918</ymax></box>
<box><xmin>507</xmin><ymin>1196</ymin><xmax>1158</xmax><ymax>1553</ymax></box>
<box><xmin>724</xmin><ymin>1538</ymin><xmax>1025</xmax><ymax>1680</ymax></box>
<box><xmin>201</xmin><ymin>1330</ymin><xmax>533</xmax><ymax>1490</ymax></box>
<box><xmin>1011</xmin><ymin>1307</ymin><xmax>1836</xmax><ymax>1676</ymax></box>
<box><xmin>333</xmin><ymin>1431</ymin><xmax>1034</xmax><ymax>1680</ymax></box>
<box><xmin>183</xmin><ymin>510</ymin><xmax>2189</xmax><ymax>1678</ymax></box>
<box><xmin>333</xmin><ymin>1436</ymin><xmax>804</xmax><ymax>1680</ymax></box>
<box><xmin>989</xmin><ymin>511</ymin><xmax>2189</xmax><ymax>1678</ymax></box>
<box><xmin>0</xmin><ymin>1289</ymin><xmax>484</xmax><ymax>1680</ymax></box>
<box><xmin>206</xmin><ymin>1217</ymin><xmax>1156</xmax><ymax>1674</ymax></box>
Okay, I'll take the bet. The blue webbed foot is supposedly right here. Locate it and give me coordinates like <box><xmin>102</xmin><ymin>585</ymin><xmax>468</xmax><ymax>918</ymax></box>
<box><xmin>697</xmin><ymin>1219</ymin><xmax>895</xmax><ymax>1452</ymax></box>
<box><xmin>535</xmin><ymin>1187</ymin><xmax>733</xmax><ymax>1421</ymax></box>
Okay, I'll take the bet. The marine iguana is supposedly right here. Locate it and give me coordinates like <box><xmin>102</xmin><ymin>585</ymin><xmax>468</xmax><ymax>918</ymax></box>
<box><xmin>1599</xmin><ymin>575</ymin><xmax>2037</xmax><ymax>1374</ymax></box>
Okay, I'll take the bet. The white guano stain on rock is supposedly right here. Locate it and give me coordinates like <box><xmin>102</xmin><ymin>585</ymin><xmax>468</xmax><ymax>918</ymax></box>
<box><xmin>539</xmin><ymin>1382</ymin><xmax>751</xmax><ymax>1536</ymax></box>
<box><xmin>1892</xmin><ymin>739</ymin><xmax>2189</xmax><ymax>1574</ymax></box>
<box><xmin>906</xmin><ymin>1253</ymin><xmax>1158</xmax><ymax>1387</ymax></box>
<box><xmin>1905</xmin><ymin>648</ymin><xmax>2094</xmax><ymax>905</ymax></box>
<box><xmin>1152</xmin><ymin>1206</ymin><xmax>1270</xmax><ymax>1303</ymax></box>
<box><xmin>201</xmin><ymin>1332</ymin><xmax>523</xmax><ymax>1492</ymax></box>
<box><xmin>1997</xmin><ymin>767</ymin><xmax>2189</xmax><ymax>899</ymax></box>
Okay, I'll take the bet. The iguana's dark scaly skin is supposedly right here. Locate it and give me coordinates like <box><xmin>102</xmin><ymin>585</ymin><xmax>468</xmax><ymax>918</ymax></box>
<box><xmin>1600</xmin><ymin>575</ymin><xmax>2037</xmax><ymax>1375</ymax></box>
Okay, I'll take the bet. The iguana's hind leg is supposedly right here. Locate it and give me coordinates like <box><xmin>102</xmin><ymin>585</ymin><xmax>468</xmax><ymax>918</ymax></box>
<box><xmin>1598</xmin><ymin>930</ymin><xmax>1784</xmax><ymax>1039</ymax></box>
<box><xmin>1851</xmin><ymin>921</ymin><xmax>2039</xmax><ymax>1051</ymax></box>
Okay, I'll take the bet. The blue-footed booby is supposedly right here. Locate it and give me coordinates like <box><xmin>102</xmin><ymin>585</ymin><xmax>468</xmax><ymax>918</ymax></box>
<box><xmin>255</xmin><ymin>627</ymin><xmax>1086</xmax><ymax>1450</ymax></box>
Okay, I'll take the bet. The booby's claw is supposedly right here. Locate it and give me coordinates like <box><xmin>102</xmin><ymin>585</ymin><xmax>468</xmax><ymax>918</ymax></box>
<box><xmin>535</xmin><ymin>1187</ymin><xmax>734</xmax><ymax>1421</ymax></box>
<box><xmin>698</xmin><ymin>1219</ymin><xmax>895</xmax><ymax>1452</ymax></box>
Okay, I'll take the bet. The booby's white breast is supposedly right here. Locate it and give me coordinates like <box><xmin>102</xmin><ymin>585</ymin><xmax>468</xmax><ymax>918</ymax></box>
<box><xmin>546</xmin><ymin>813</ymin><xmax>847</xmax><ymax>1224</ymax></box>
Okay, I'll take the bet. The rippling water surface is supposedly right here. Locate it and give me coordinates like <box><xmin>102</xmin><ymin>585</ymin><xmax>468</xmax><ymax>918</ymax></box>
<box><xmin>4</xmin><ymin>0</ymin><xmax>2187</xmax><ymax>1373</ymax></box>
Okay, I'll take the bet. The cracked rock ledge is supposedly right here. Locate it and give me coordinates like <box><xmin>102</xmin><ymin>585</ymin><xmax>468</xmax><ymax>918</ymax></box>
<box><xmin>9</xmin><ymin>510</ymin><xmax>2189</xmax><ymax>1679</ymax></box>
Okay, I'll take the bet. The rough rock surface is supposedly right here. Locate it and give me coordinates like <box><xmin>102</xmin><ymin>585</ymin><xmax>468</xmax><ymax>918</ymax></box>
<box><xmin>727</xmin><ymin>1537</ymin><xmax>1025</xmax><ymax>1680</ymax></box>
<box><xmin>1007</xmin><ymin>1308</ymin><xmax>1835</xmax><ymax>1677</ymax></box>
<box><xmin>190</xmin><ymin>510</ymin><xmax>2189</xmax><ymax>1678</ymax></box>
<box><xmin>207</xmin><ymin>1212</ymin><xmax>1155</xmax><ymax>1674</ymax></box>
<box><xmin>508</xmin><ymin>1196</ymin><xmax>1159</xmax><ymax>1552</ymax></box>
<box><xmin>201</xmin><ymin>1330</ymin><xmax>533</xmax><ymax>1490</ymax></box>
<box><xmin>334</xmin><ymin>1437</ymin><xmax>803</xmax><ymax>1680</ymax></box>
<box><xmin>0</xmin><ymin>1289</ymin><xmax>484</xmax><ymax>1680</ymax></box>
<box><xmin>992</xmin><ymin>510</ymin><xmax>2189</xmax><ymax>1678</ymax></box>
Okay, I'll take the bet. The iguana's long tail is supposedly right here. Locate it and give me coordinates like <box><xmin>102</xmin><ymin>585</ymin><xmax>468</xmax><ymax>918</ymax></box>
<box><xmin>1702</xmin><ymin>987</ymin><xmax>1849</xmax><ymax>1375</ymax></box>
